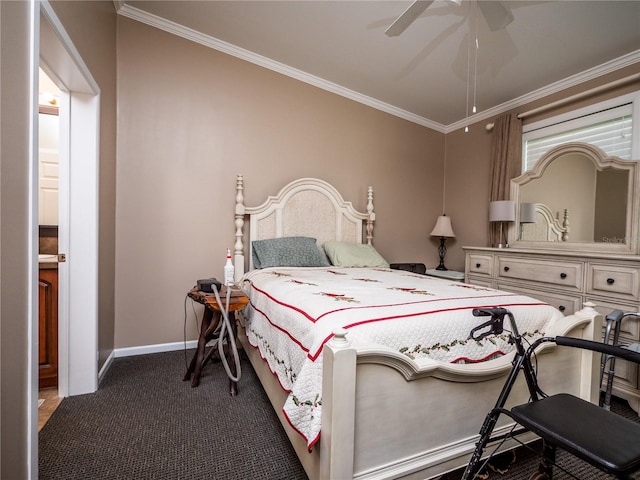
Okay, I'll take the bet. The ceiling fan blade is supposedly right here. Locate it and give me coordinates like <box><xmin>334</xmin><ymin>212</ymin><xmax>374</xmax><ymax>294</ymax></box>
<box><xmin>478</xmin><ymin>1</ymin><xmax>514</xmax><ymax>32</ymax></box>
<box><xmin>385</xmin><ymin>0</ymin><xmax>434</xmax><ymax>37</ymax></box>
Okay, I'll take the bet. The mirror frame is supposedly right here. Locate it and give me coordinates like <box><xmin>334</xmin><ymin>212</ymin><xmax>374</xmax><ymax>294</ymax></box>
<box><xmin>509</xmin><ymin>142</ymin><xmax>640</xmax><ymax>254</ymax></box>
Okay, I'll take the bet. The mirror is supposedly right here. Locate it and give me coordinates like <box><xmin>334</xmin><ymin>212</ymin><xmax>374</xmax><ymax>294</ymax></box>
<box><xmin>510</xmin><ymin>142</ymin><xmax>639</xmax><ymax>254</ymax></box>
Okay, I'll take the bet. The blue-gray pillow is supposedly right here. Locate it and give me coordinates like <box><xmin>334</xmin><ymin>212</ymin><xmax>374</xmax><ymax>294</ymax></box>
<box><xmin>252</xmin><ymin>236</ymin><xmax>330</xmax><ymax>269</ymax></box>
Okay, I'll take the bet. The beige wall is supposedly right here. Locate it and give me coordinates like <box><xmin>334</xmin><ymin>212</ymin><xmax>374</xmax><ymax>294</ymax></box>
<box><xmin>49</xmin><ymin>1</ymin><xmax>118</xmax><ymax>368</ymax></box>
<box><xmin>114</xmin><ymin>18</ymin><xmax>444</xmax><ymax>348</ymax></box>
<box><xmin>1</xmin><ymin>2</ymin><xmax>33</xmax><ymax>477</ymax></box>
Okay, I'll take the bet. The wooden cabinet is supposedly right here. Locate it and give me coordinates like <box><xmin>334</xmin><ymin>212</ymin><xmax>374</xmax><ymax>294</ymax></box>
<box><xmin>39</xmin><ymin>266</ymin><xmax>58</xmax><ymax>388</ymax></box>
<box><xmin>464</xmin><ymin>246</ymin><xmax>640</xmax><ymax>413</ymax></box>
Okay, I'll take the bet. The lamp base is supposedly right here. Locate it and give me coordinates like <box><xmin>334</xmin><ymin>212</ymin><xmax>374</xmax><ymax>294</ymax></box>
<box><xmin>495</xmin><ymin>243</ymin><xmax>509</xmax><ymax>249</ymax></box>
<box><xmin>435</xmin><ymin>236</ymin><xmax>449</xmax><ymax>271</ymax></box>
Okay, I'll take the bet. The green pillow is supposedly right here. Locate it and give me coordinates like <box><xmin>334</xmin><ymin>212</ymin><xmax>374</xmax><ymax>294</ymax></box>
<box><xmin>252</xmin><ymin>236</ymin><xmax>330</xmax><ymax>269</ymax></box>
<box><xmin>323</xmin><ymin>241</ymin><xmax>389</xmax><ymax>268</ymax></box>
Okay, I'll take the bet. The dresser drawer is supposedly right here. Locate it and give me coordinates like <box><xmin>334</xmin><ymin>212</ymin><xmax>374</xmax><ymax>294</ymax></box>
<box><xmin>467</xmin><ymin>254</ymin><xmax>493</xmax><ymax>276</ymax></box>
<box><xmin>498</xmin><ymin>283</ymin><xmax>582</xmax><ymax>316</ymax></box>
<box><xmin>496</xmin><ymin>257</ymin><xmax>583</xmax><ymax>292</ymax></box>
<box><xmin>466</xmin><ymin>276</ymin><xmax>493</xmax><ymax>288</ymax></box>
<box><xmin>587</xmin><ymin>263</ymin><xmax>640</xmax><ymax>301</ymax></box>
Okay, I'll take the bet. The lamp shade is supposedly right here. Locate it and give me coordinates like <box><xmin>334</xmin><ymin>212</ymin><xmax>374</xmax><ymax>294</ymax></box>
<box><xmin>489</xmin><ymin>200</ymin><xmax>515</xmax><ymax>222</ymax></box>
<box><xmin>430</xmin><ymin>215</ymin><xmax>456</xmax><ymax>238</ymax></box>
<box><xmin>520</xmin><ymin>203</ymin><xmax>537</xmax><ymax>224</ymax></box>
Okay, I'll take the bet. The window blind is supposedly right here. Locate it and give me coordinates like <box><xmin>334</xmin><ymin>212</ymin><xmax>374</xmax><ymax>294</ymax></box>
<box><xmin>523</xmin><ymin>105</ymin><xmax>633</xmax><ymax>172</ymax></box>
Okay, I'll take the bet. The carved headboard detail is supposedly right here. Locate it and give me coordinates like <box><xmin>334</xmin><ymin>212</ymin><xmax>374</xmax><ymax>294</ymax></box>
<box><xmin>521</xmin><ymin>204</ymin><xmax>569</xmax><ymax>242</ymax></box>
<box><xmin>233</xmin><ymin>175</ymin><xmax>375</xmax><ymax>278</ymax></box>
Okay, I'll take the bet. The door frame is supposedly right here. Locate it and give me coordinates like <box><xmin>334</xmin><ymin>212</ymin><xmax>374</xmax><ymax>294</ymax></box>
<box><xmin>38</xmin><ymin>0</ymin><xmax>100</xmax><ymax>395</ymax></box>
<box><xmin>31</xmin><ymin>3</ymin><xmax>100</xmax><ymax>474</ymax></box>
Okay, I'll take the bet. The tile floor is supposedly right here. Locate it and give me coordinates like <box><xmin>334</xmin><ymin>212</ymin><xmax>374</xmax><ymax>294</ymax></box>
<box><xmin>38</xmin><ymin>388</ymin><xmax>62</xmax><ymax>432</ymax></box>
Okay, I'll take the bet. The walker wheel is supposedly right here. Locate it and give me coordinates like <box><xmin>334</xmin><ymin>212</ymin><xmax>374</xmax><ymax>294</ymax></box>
<box><xmin>528</xmin><ymin>473</ymin><xmax>550</xmax><ymax>480</ymax></box>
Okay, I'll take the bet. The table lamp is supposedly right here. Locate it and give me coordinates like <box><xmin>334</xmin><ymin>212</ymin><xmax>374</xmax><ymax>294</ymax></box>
<box><xmin>519</xmin><ymin>202</ymin><xmax>537</xmax><ymax>240</ymax></box>
<box><xmin>430</xmin><ymin>214</ymin><xmax>456</xmax><ymax>271</ymax></box>
<box><xmin>489</xmin><ymin>200</ymin><xmax>515</xmax><ymax>248</ymax></box>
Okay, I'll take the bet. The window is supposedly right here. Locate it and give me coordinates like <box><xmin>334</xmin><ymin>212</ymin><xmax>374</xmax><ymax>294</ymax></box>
<box><xmin>522</xmin><ymin>92</ymin><xmax>639</xmax><ymax>173</ymax></box>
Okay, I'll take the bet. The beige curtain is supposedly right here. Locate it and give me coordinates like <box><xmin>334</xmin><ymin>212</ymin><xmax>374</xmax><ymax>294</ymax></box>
<box><xmin>489</xmin><ymin>113</ymin><xmax>522</xmax><ymax>247</ymax></box>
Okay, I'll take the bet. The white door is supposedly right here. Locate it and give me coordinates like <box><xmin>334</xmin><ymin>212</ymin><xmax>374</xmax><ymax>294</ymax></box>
<box><xmin>38</xmin><ymin>109</ymin><xmax>59</xmax><ymax>226</ymax></box>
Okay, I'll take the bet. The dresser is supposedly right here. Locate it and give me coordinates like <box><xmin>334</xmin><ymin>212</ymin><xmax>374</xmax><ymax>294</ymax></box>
<box><xmin>463</xmin><ymin>246</ymin><xmax>640</xmax><ymax>413</ymax></box>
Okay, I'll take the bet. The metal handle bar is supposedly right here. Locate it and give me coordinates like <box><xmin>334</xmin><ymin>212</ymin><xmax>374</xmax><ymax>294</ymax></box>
<box><xmin>556</xmin><ymin>336</ymin><xmax>640</xmax><ymax>364</ymax></box>
<box><xmin>470</xmin><ymin>307</ymin><xmax>508</xmax><ymax>340</ymax></box>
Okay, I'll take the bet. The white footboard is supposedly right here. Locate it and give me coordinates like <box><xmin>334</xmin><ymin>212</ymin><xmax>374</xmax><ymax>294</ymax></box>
<box><xmin>320</xmin><ymin>304</ymin><xmax>602</xmax><ymax>480</ymax></box>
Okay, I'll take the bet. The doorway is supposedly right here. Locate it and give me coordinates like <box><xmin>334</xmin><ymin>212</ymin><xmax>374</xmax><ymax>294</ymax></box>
<box><xmin>34</xmin><ymin>0</ymin><xmax>100</xmax><ymax>427</ymax></box>
<box><xmin>37</xmin><ymin>69</ymin><xmax>62</xmax><ymax>429</ymax></box>
<box><xmin>38</xmin><ymin>1</ymin><xmax>100</xmax><ymax>399</ymax></box>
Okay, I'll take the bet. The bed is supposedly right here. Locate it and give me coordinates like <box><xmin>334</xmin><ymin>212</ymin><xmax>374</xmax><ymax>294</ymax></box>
<box><xmin>232</xmin><ymin>174</ymin><xmax>602</xmax><ymax>480</ymax></box>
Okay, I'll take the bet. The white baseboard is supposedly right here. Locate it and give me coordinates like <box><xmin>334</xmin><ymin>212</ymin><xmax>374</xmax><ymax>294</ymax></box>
<box><xmin>114</xmin><ymin>340</ymin><xmax>197</xmax><ymax>358</ymax></box>
<box><xmin>95</xmin><ymin>341</ymin><xmax>197</xmax><ymax>388</ymax></box>
<box><xmin>98</xmin><ymin>350</ymin><xmax>115</xmax><ymax>385</ymax></box>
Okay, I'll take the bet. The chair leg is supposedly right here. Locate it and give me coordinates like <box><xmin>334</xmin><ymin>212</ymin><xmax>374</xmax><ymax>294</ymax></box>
<box><xmin>538</xmin><ymin>441</ymin><xmax>556</xmax><ymax>479</ymax></box>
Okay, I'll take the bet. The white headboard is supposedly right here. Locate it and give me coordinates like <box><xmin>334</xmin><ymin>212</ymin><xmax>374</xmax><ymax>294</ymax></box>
<box><xmin>521</xmin><ymin>204</ymin><xmax>569</xmax><ymax>242</ymax></box>
<box><xmin>233</xmin><ymin>175</ymin><xmax>375</xmax><ymax>279</ymax></box>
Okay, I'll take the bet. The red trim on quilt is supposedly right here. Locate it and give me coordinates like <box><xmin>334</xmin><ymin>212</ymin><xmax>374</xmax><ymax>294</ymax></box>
<box><xmin>245</xmin><ymin>320</ymin><xmax>321</xmax><ymax>449</ymax></box>
<box><xmin>313</xmin><ymin>293</ymin><xmax>525</xmax><ymax>322</ymax></box>
<box><xmin>281</xmin><ymin>408</ymin><xmax>321</xmax><ymax>451</ymax></box>
<box><xmin>250</xmin><ymin>283</ymin><xmax>317</xmax><ymax>322</ymax></box>
<box><xmin>249</xmin><ymin>301</ymin><xmax>310</xmax><ymax>354</ymax></box>
<box><xmin>251</xmin><ymin>280</ymin><xmax>525</xmax><ymax>325</ymax></box>
<box><xmin>244</xmin><ymin>331</ymin><xmax>293</xmax><ymax>393</ymax></box>
<box><xmin>451</xmin><ymin>350</ymin><xmax>507</xmax><ymax>364</ymax></box>
<box><xmin>308</xmin><ymin>301</ymin><xmax>549</xmax><ymax>361</ymax></box>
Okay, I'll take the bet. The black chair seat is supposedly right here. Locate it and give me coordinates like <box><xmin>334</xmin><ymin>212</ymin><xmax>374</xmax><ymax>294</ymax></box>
<box><xmin>511</xmin><ymin>393</ymin><xmax>640</xmax><ymax>476</ymax></box>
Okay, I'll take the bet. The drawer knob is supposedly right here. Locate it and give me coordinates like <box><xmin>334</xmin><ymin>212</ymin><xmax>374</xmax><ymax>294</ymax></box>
<box><xmin>476</xmin><ymin>263</ymin><xmax>481</xmax><ymax>269</ymax></box>
<box><xmin>503</xmin><ymin>266</ymin><xmax>510</xmax><ymax>272</ymax></box>
<box><xmin>560</xmin><ymin>273</ymin><xmax>567</xmax><ymax>279</ymax></box>
<box><xmin>559</xmin><ymin>306</ymin><xmax>566</xmax><ymax>312</ymax></box>
<box><xmin>607</xmin><ymin>278</ymin><xmax>615</xmax><ymax>285</ymax></box>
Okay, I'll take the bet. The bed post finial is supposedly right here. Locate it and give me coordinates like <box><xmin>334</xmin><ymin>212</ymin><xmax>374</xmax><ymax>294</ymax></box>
<box><xmin>234</xmin><ymin>174</ymin><xmax>245</xmax><ymax>282</ymax></box>
<box><xmin>366</xmin><ymin>186</ymin><xmax>375</xmax><ymax>245</ymax></box>
<box><xmin>562</xmin><ymin>208</ymin><xmax>569</xmax><ymax>242</ymax></box>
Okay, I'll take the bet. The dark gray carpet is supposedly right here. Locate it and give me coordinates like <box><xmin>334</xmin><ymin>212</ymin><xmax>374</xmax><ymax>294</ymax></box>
<box><xmin>40</xmin><ymin>349</ymin><xmax>640</xmax><ymax>480</ymax></box>
<box><xmin>39</xmin><ymin>350</ymin><xmax>308</xmax><ymax>480</ymax></box>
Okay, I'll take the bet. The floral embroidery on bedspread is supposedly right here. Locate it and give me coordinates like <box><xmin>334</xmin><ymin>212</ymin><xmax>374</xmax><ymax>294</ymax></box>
<box><xmin>399</xmin><ymin>329</ymin><xmax>543</xmax><ymax>361</ymax></box>
<box><xmin>241</xmin><ymin>266</ymin><xmax>563</xmax><ymax>449</ymax></box>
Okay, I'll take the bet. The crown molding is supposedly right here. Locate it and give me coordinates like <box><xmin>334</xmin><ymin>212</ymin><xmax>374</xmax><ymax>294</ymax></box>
<box><xmin>445</xmin><ymin>49</ymin><xmax>640</xmax><ymax>134</ymax></box>
<box><xmin>115</xmin><ymin>2</ymin><xmax>638</xmax><ymax>135</ymax></box>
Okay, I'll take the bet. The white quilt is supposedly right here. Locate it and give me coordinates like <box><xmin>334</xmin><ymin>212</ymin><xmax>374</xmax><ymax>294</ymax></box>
<box><xmin>240</xmin><ymin>267</ymin><xmax>563</xmax><ymax>449</ymax></box>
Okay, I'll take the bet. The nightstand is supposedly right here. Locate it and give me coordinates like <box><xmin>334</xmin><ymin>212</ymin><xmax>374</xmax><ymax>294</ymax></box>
<box><xmin>424</xmin><ymin>269</ymin><xmax>465</xmax><ymax>282</ymax></box>
<box><xmin>183</xmin><ymin>286</ymin><xmax>249</xmax><ymax>395</ymax></box>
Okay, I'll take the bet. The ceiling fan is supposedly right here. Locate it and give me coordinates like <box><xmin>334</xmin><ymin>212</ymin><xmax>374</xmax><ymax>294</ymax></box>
<box><xmin>385</xmin><ymin>0</ymin><xmax>514</xmax><ymax>37</ymax></box>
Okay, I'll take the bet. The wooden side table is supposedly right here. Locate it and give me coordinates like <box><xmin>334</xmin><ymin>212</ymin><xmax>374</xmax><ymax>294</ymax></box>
<box><xmin>183</xmin><ymin>286</ymin><xmax>249</xmax><ymax>395</ymax></box>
